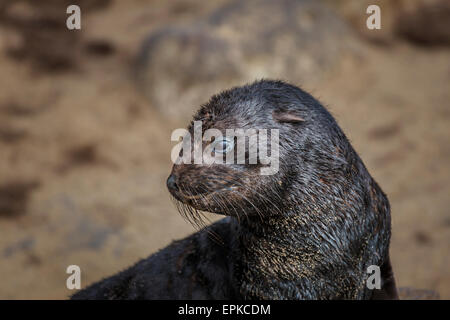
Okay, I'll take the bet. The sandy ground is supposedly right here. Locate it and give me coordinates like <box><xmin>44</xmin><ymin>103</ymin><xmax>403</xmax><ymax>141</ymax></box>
<box><xmin>0</xmin><ymin>0</ymin><xmax>448</xmax><ymax>299</ymax></box>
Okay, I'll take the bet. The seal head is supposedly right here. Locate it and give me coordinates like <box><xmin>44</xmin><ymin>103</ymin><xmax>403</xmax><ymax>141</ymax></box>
<box><xmin>167</xmin><ymin>80</ymin><xmax>398</xmax><ymax>299</ymax></box>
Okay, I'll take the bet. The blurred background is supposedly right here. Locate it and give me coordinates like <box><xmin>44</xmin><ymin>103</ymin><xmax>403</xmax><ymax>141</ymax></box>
<box><xmin>0</xmin><ymin>0</ymin><xmax>449</xmax><ymax>299</ymax></box>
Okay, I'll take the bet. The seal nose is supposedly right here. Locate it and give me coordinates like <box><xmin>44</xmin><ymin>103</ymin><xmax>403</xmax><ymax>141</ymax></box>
<box><xmin>166</xmin><ymin>174</ymin><xmax>178</xmax><ymax>192</ymax></box>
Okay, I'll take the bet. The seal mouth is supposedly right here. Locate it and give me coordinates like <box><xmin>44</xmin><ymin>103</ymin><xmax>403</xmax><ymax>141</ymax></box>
<box><xmin>169</xmin><ymin>185</ymin><xmax>241</xmax><ymax>228</ymax></box>
<box><xmin>172</xmin><ymin>186</ymin><xmax>238</xmax><ymax>203</ymax></box>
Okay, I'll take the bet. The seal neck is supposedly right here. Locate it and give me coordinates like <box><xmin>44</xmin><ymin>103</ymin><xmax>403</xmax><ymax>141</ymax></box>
<box><xmin>232</xmin><ymin>178</ymin><xmax>391</xmax><ymax>299</ymax></box>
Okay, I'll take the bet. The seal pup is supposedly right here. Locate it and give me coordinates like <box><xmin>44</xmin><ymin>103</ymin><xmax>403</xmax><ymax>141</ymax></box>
<box><xmin>72</xmin><ymin>80</ymin><xmax>398</xmax><ymax>300</ymax></box>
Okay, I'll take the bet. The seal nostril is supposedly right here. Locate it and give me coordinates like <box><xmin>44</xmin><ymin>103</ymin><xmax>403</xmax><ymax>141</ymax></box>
<box><xmin>166</xmin><ymin>174</ymin><xmax>178</xmax><ymax>191</ymax></box>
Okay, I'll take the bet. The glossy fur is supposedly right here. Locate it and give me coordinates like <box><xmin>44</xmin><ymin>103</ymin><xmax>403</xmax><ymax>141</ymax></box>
<box><xmin>72</xmin><ymin>80</ymin><xmax>398</xmax><ymax>300</ymax></box>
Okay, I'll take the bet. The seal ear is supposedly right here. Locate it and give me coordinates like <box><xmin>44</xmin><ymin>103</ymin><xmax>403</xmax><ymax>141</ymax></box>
<box><xmin>272</xmin><ymin>109</ymin><xmax>305</xmax><ymax>124</ymax></box>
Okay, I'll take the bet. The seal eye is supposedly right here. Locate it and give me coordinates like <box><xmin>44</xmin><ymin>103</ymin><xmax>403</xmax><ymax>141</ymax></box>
<box><xmin>212</xmin><ymin>138</ymin><xmax>234</xmax><ymax>154</ymax></box>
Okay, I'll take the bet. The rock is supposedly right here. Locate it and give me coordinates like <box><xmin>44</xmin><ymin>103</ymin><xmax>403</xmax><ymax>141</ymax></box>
<box><xmin>135</xmin><ymin>0</ymin><xmax>359</xmax><ymax>118</ymax></box>
<box><xmin>395</xmin><ymin>0</ymin><xmax>450</xmax><ymax>46</ymax></box>
<box><xmin>0</xmin><ymin>0</ymin><xmax>112</xmax><ymax>72</ymax></box>
<box><xmin>328</xmin><ymin>0</ymin><xmax>450</xmax><ymax>47</ymax></box>
<box><xmin>398</xmin><ymin>287</ymin><xmax>440</xmax><ymax>300</ymax></box>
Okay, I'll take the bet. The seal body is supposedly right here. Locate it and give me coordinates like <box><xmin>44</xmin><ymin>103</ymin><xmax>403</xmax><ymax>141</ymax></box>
<box><xmin>72</xmin><ymin>80</ymin><xmax>398</xmax><ymax>300</ymax></box>
<box><xmin>71</xmin><ymin>219</ymin><xmax>238</xmax><ymax>299</ymax></box>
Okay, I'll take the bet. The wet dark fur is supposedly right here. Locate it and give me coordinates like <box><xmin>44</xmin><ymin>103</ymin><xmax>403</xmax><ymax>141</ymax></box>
<box><xmin>72</xmin><ymin>80</ymin><xmax>398</xmax><ymax>300</ymax></box>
